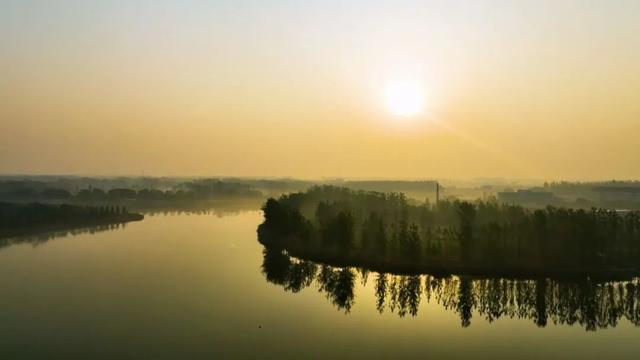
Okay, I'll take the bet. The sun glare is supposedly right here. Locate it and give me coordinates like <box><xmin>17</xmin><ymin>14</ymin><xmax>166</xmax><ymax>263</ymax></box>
<box><xmin>384</xmin><ymin>80</ymin><xmax>425</xmax><ymax>117</ymax></box>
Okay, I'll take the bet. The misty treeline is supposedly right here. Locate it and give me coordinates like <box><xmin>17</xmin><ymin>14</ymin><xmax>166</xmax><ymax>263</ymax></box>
<box><xmin>527</xmin><ymin>180</ymin><xmax>640</xmax><ymax>209</ymax></box>
<box><xmin>258</xmin><ymin>186</ymin><xmax>640</xmax><ymax>272</ymax></box>
<box><xmin>0</xmin><ymin>202</ymin><xmax>142</xmax><ymax>237</ymax></box>
<box><xmin>536</xmin><ymin>180</ymin><xmax>640</xmax><ymax>197</ymax></box>
<box><xmin>3</xmin><ymin>176</ymin><xmax>640</xmax><ymax>208</ymax></box>
<box><xmin>0</xmin><ymin>177</ymin><xmax>441</xmax><ymax>203</ymax></box>
<box><xmin>0</xmin><ymin>178</ymin><xmax>263</xmax><ymax>203</ymax></box>
<box><xmin>261</xmin><ymin>248</ymin><xmax>640</xmax><ymax>330</ymax></box>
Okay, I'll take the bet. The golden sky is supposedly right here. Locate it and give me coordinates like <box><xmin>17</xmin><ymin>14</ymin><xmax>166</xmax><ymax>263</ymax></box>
<box><xmin>1</xmin><ymin>1</ymin><xmax>639</xmax><ymax>179</ymax></box>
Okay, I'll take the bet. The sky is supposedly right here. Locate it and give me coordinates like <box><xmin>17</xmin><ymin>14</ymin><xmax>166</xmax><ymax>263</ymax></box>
<box><xmin>1</xmin><ymin>0</ymin><xmax>639</xmax><ymax>180</ymax></box>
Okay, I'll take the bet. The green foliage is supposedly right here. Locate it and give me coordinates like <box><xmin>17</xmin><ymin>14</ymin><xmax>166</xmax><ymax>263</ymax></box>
<box><xmin>260</xmin><ymin>186</ymin><xmax>640</xmax><ymax>272</ymax></box>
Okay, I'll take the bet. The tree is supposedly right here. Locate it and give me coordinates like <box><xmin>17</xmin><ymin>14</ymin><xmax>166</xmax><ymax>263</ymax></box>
<box><xmin>457</xmin><ymin>201</ymin><xmax>476</xmax><ymax>262</ymax></box>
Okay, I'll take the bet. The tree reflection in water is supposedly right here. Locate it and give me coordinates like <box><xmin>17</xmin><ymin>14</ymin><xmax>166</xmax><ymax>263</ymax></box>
<box><xmin>317</xmin><ymin>265</ymin><xmax>356</xmax><ymax>312</ymax></box>
<box><xmin>0</xmin><ymin>222</ymin><xmax>128</xmax><ymax>250</ymax></box>
<box><xmin>261</xmin><ymin>247</ymin><xmax>640</xmax><ymax>331</ymax></box>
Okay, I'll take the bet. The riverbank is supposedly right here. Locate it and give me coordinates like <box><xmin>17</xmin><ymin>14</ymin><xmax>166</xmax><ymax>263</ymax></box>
<box><xmin>0</xmin><ymin>202</ymin><xmax>144</xmax><ymax>239</ymax></box>
<box><xmin>258</xmin><ymin>226</ymin><xmax>640</xmax><ymax>281</ymax></box>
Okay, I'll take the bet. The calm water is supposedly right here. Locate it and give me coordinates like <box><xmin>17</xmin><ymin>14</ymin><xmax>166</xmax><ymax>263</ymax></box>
<box><xmin>1</xmin><ymin>210</ymin><xmax>639</xmax><ymax>359</ymax></box>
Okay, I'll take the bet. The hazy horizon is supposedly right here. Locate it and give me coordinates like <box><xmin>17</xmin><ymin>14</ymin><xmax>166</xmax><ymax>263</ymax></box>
<box><xmin>2</xmin><ymin>1</ymin><xmax>639</xmax><ymax>179</ymax></box>
<box><xmin>2</xmin><ymin>173</ymin><xmax>639</xmax><ymax>185</ymax></box>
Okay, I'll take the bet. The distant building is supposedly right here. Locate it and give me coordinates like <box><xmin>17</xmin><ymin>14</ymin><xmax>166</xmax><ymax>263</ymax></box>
<box><xmin>592</xmin><ymin>186</ymin><xmax>640</xmax><ymax>202</ymax></box>
<box><xmin>498</xmin><ymin>190</ymin><xmax>556</xmax><ymax>206</ymax></box>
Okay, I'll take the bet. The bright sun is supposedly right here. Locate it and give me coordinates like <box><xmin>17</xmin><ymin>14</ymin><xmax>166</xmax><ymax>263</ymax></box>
<box><xmin>384</xmin><ymin>80</ymin><xmax>425</xmax><ymax>117</ymax></box>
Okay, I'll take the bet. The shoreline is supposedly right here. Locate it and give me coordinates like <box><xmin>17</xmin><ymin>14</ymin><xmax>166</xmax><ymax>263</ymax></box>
<box><xmin>0</xmin><ymin>213</ymin><xmax>144</xmax><ymax>239</ymax></box>
<box><xmin>259</xmin><ymin>230</ymin><xmax>640</xmax><ymax>281</ymax></box>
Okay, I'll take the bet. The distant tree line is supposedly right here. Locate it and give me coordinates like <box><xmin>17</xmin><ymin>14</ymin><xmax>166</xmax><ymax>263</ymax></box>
<box><xmin>530</xmin><ymin>180</ymin><xmax>640</xmax><ymax>209</ymax></box>
<box><xmin>0</xmin><ymin>179</ymin><xmax>263</xmax><ymax>203</ymax></box>
<box><xmin>258</xmin><ymin>186</ymin><xmax>640</xmax><ymax>274</ymax></box>
<box><xmin>261</xmin><ymin>248</ymin><xmax>640</xmax><ymax>330</ymax></box>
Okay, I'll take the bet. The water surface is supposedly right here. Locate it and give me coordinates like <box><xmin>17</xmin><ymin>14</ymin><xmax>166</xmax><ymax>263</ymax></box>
<box><xmin>0</xmin><ymin>210</ymin><xmax>638</xmax><ymax>359</ymax></box>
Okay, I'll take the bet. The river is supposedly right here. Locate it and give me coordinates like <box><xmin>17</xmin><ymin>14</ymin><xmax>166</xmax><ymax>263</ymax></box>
<box><xmin>0</xmin><ymin>209</ymin><xmax>638</xmax><ymax>359</ymax></box>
